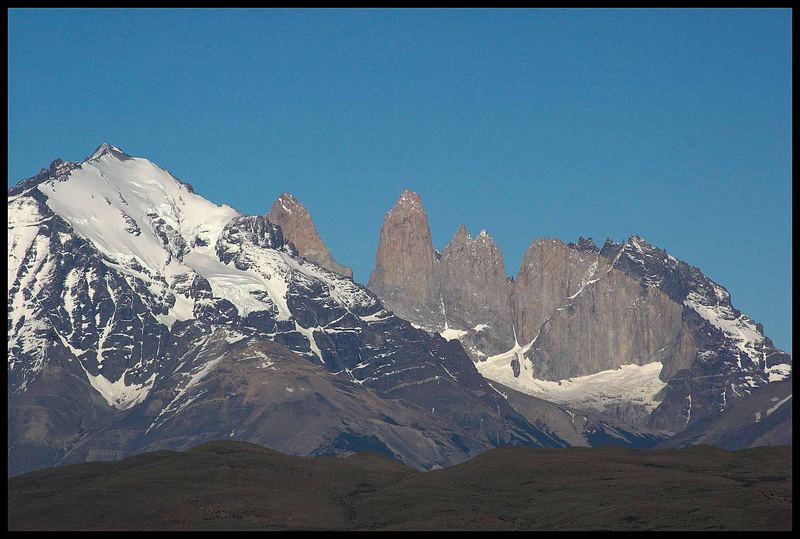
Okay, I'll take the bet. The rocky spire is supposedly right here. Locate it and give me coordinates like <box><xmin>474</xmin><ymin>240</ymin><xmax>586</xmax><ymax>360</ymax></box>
<box><xmin>368</xmin><ymin>190</ymin><xmax>441</xmax><ymax>325</ymax></box>
<box><xmin>439</xmin><ymin>225</ymin><xmax>515</xmax><ymax>357</ymax></box>
<box><xmin>266</xmin><ymin>192</ymin><xmax>353</xmax><ymax>278</ymax></box>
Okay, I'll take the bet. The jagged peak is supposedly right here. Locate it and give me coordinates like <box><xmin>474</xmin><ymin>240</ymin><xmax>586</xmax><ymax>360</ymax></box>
<box><xmin>271</xmin><ymin>192</ymin><xmax>307</xmax><ymax>215</ymax></box>
<box><xmin>389</xmin><ymin>189</ymin><xmax>425</xmax><ymax>216</ymax></box>
<box><xmin>276</xmin><ymin>191</ymin><xmax>298</xmax><ymax>204</ymax></box>
<box><xmin>266</xmin><ymin>191</ymin><xmax>353</xmax><ymax>278</ymax></box>
<box><xmin>86</xmin><ymin>143</ymin><xmax>131</xmax><ymax>162</ymax></box>
<box><xmin>626</xmin><ymin>234</ymin><xmax>651</xmax><ymax>251</ymax></box>
<box><xmin>566</xmin><ymin>236</ymin><xmax>599</xmax><ymax>253</ymax></box>
<box><xmin>398</xmin><ymin>189</ymin><xmax>421</xmax><ymax>203</ymax></box>
<box><xmin>452</xmin><ymin>224</ymin><xmax>471</xmax><ymax>241</ymax></box>
<box><xmin>528</xmin><ymin>237</ymin><xmax>566</xmax><ymax>250</ymax></box>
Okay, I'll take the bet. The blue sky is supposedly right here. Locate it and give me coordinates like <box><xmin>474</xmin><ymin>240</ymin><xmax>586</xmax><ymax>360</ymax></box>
<box><xmin>8</xmin><ymin>9</ymin><xmax>792</xmax><ymax>352</ymax></box>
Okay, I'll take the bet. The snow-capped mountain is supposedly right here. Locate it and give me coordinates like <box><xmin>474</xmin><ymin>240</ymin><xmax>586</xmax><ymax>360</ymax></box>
<box><xmin>7</xmin><ymin>144</ymin><xmax>790</xmax><ymax>475</ymax></box>
<box><xmin>8</xmin><ymin>144</ymin><xmax>558</xmax><ymax>475</ymax></box>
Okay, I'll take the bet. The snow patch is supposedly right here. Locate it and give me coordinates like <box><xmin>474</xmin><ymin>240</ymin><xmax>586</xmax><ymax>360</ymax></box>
<box><xmin>766</xmin><ymin>363</ymin><xmax>791</xmax><ymax>382</ymax></box>
<box><xmin>80</xmin><ymin>364</ymin><xmax>157</xmax><ymax>410</ymax></box>
<box><xmin>766</xmin><ymin>394</ymin><xmax>792</xmax><ymax>416</ymax></box>
<box><xmin>478</xmin><ymin>350</ymin><xmax>667</xmax><ymax>417</ymax></box>
<box><xmin>439</xmin><ymin>326</ymin><xmax>467</xmax><ymax>341</ymax></box>
<box><xmin>684</xmin><ymin>291</ymin><xmax>766</xmax><ymax>367</ymax></box>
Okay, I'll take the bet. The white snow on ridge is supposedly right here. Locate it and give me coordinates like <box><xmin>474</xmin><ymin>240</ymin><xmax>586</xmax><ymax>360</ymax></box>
<box><xmin>184</xmin><ymin>249</ymin><xmax>281</xmax><ymax>317</ymax></box>
<box><xmin>40</xmin><ymin>155</ymin><xmax>236</xmax><ymax>275</ymax></box>
<box><xmin>766</xmin><ymin>394</ymin><xmax>792</xmax><ymax>416</ymax></box>
<box><xmin>767</xmin><ymin>363</ymin><xmax>792</xmax><ymax>382</ymax></box>
<box><xmin>7</xmin><ymin>195</ymin><xmax>57</xmax><ymax>374</ymax></box>
<box><xmin>79</xmin><ymin>363</ymin><xmax>157</xmax><ymax>410</ymax></box>
<box><xmin>37</xmin><ymin>148</ymin><xmax>242</xmax><ymax>327</ymax></box>
<box><xmin>567</xmin><ymin>259</ymin><xmax>599</xmax><ymax>300</ymax></box>
<box><xmin>30</xmin><ymin>146</ymin><xmax>374</xmax><ymax>325</ymax></box>
<box><xmin>7</xmin><ymin>195</ymin><xmax>49</xmax><ymax>292</ymax></box>
<box><xmin>279</xmin><ymin>250</ymin><xmax>375</xmax><ymax>312</ymax></box>
<box><xmin>360</xmin><ymin>310</ymin><xmax>391</xmax><ymax>323</ymax></box>
<box><xmin>683</xmin><ymin>291</ymin><xmax>765</xmax><ymax>365</ymax></box>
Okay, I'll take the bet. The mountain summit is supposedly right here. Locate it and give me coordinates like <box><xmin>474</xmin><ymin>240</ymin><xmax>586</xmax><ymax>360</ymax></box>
<box><xmin>368</xmin><ymin>190</ymin><xmax>441</xmax><ymax>327</ymax></box>
<box><xmin>266</xmin><ymin>192</ymin><xmax>352</xmax><ymax>278</ymax></box>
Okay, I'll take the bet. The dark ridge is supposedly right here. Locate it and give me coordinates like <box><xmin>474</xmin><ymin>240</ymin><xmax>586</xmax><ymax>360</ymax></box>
<box><xmin>8</xmin><ymin>440</ymin><xmax>792</xmax><ymax>531</ymax></box>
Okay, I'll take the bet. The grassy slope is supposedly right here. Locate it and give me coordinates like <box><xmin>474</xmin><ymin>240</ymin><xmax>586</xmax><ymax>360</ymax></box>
<box><xmin>8</xmin><ymin>441</ymin><xmax>792</xmax><ymax>531</ymax></box>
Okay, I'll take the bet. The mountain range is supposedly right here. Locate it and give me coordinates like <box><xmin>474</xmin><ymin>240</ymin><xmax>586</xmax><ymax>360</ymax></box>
<box><xmin>7</xmin><ymin>143</ymin><xmax>792</xmax><ymax>476</ymax></box>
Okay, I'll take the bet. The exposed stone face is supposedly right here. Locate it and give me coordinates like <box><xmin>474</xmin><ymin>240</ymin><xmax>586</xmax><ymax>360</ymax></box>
<box><xmin>508</xmin><ymin>235</ymin><xmax>790</xmax><ymax>431</ymax></box>
<box><xmin>367</xmin><ymin>192</ymin><xmax>791</xmax><ymax>433</ymax></box>
<box><xmin>439</xmin><ymin>226</ymin><xmax>514</xmax><ymax>358</ymax></box>
<box><xmin>266</xmin><ymin>193</ymin><xmax>352</xmax><ymax>278</ymax></box>
<box><xmin>8</xmin><ymin>155</ymin><xmax>560</xmax><ymax>476</ymax></box>
<box><xmin>525</xmin><ymin>264</ymin><xmax>690</xmax><ymax>380</ymax></box>
<box><xmin>368</xmin><ymin>190</ymin><xmax>442</xmax><ymax>327</ymax></box>
<box><xmin>368</xmin><ymin>192</ymin><xmax>517</xmax><ymax>360</ymax></box>
<box><xmin>511</xmin><ymin>238</ymin><xmax>601</xmax><ymax>345</ymax></box>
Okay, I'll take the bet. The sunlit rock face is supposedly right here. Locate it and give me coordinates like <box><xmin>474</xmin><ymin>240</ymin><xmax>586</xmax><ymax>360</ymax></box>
<box><xmin>266</xmin><ymin>192</ymin><xmax>353</xmax><ymax>278</ymax></box>
<box><xmin>368</xmin><ymin>191</ymin><xmax>791</xmax><ymax>433</ymax></box>
<box><xmin>368</xmin><ymin>190</ymin><xmax>443</xmax><ymax>328</ymax></box>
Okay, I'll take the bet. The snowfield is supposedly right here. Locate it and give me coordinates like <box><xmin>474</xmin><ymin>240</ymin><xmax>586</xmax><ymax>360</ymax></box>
<box><xmin>478</xmin><ymin>341</ymin><xmax>667</xmax><ymax>417</ymax></box>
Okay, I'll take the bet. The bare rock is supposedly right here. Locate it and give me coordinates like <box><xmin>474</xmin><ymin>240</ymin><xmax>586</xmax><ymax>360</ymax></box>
<box><xmin>368</xmin><ymin>190</ymin><xmax>442</xmax><ymax>326</ymax></box>
<box><xmin>266</xmin><ymin>192</ymin><xmax>353</xmax><ymax>278</ymax></box>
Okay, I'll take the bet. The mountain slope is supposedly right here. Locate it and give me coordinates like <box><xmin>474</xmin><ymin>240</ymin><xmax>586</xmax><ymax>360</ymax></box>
<box><xmin>7</xmin><ymin>144</ymin><xmax>558</xmax><ymax>475</ymax></box>
<box><xmin>660</xmin><ymin>378</ymin><xmax>792</xmax><ymax>450</ymax></box>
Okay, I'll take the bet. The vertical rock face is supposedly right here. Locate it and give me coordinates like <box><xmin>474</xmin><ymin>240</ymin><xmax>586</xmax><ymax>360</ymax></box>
<box><xmin>8</xmin><ymin>147</ymin><xmax>562</xmax><ymax>476</ymax></box>
<box><xmin>367</xmin><ymin>191</ymin><xmax>791</xmax><ymax>433</ymax></box>
<box><xmin>440</xmin><ymin>226</ymin><xmax>511</xmax><ymax>330</ymax></box>
<box><xmin>368</xmin><ymin>191</ymin><xmax>442</xmax><ymax>327</ymax></box>
<box><xmin>266</xmin><ymin>193</ymin><xmax>352</xmax><ymax>278</ymax></box>
<box><xmin>525</xmin><ymin>262</ymin><xmax>690</xmax><ymax>379</ymax></box>
<box><xmin>368</xmin><ymin>191</ymin><xmax>517</xmax><ymax>359</ymax></box>
<box><xmin>512</xmin><ymin>238</ymin><xmax>601</xmax><ymax>345</ymax></box>
<box><xmin>439</xmin><ymin>226</ymin><xmax>514</xmax><ymax>358</ymax></box>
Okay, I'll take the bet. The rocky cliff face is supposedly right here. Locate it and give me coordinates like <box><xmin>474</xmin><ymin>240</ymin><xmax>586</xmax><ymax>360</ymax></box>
<box><xmin>439</xmin><ymin>225</ymin><xmax>514</xmax><ymax>359</ymax></box>
<box><xmin>266</xmin><ymin>193</ymin><xmax>352</xmax><ymax>278</ymax></box>
<box><xmin>368</xmin><ymin>190</ymin><xmax>442</xmax><ymax>327</ymax></box>
<box><xmin>519</xmin><ymin>239</ymin><xmax>689</xmax><ymax>382</ymax></box>
<box><xmin>368</xmin><ymin>191</ymin><xmax>516</xmax><ymax>360</ymax></box>
<box><xmin>512</xmin><ymin>238</ymin><xmax>600</xmax><ymax>346</ymax></box>
<box><xmin>368</xmin><ymin>193</ymin><xmax>791</xmax><ymax>433</ymax></box>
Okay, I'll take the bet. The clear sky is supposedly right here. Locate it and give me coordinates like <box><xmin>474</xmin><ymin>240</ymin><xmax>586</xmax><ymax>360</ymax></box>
<box><xmin>8</xmin><ymin>8</ymin><xmax>792</xmax><ymax>353</ymax></box>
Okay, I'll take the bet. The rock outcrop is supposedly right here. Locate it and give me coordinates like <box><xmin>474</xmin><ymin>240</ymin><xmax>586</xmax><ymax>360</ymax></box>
<box><xmin>8</xmin><ymin>147</ymin><xmax>561</xmax><ymax>476</ymax></box>
<box><xmin>512</xmin><ymin>238</ymin><xmax>600</xmax><ymax>345</ymax></box>
<box><xmin>368</xmin><ymin>192</ymin><xmax>792</xmax><ymax>433</ymax></box>
<box><xmin>266</xmin><ymin>192</ymin><xmax>352</xmax><ymax>278</ymax></box>
<box><xmin>368</xmin><ymin>191</ymin><xmax>516</xmax><ymax>359</ymax></box>
<box><xmin>439</xmin><ymin>226</ymin><xmax>514</xmax><ymax>358</ymax></box>
<box><xmin>368</xmin><ymin>190</ymin><xmax>442</xmax><ymax>327</ymax></box>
